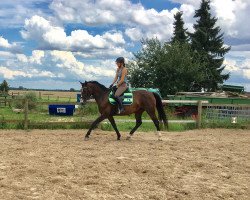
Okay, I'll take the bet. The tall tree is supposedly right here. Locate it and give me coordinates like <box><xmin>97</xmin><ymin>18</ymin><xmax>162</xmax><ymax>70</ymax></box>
<box><xmin>171</xmin><ymin>11</ymin><xmax>188</xmax><ymax>44</ymax></box>
<box><xmin>127</xmin><ymin>39</ymin><xmax>203</xmax><ymax>97</ymax></box>
<box><xmin>128</xmin><ymin>38</ymin><xmax>164</xmax><ymax>88</ymax></box>
<box><xmin>0</xmin><ymin>80</ymin><xmax>10</xmax><ymax>93</ymax></box>
<box><xmin>190</xmin><ymin>0</ymin><xmax>230</xmax><ymax>91</ymax></box>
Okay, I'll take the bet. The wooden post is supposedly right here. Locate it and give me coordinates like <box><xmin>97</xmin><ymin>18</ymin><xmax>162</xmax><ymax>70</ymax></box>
<box><xmin>4</xmin><ymin>96</ymin><xmax>7</xmax><ymax>107</ymax></box>
<box><xmin>197</xmin><ymin>100</ymin><xmax>202</xmax><ymax>129</ymax></box>
<box><xmin>24</xmin><ymin>98</ymin><xmax>29</xmax><ymax>130</ymax></box>
<box><xmin>57</xmin><ymin>96</ymin><xmax>59</xmax><ymax>101</ymax></box>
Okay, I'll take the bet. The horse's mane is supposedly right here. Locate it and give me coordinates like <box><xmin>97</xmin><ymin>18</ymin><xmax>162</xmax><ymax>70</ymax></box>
<box><xmin>88</xmin><ymin>81</ymin><xmax>108</xmax><ymax>91</ymax></box>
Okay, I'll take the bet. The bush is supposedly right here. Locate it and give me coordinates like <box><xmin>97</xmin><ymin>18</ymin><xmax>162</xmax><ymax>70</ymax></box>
<box><xmin>76</xmin><ymin>103</ymin><xmax>99</xmax><ymax>116</ymax></box>
<box><xmin>14</xmin><ymin>92</ymin><xmax>37</xmax><ymax>110</ymax></box>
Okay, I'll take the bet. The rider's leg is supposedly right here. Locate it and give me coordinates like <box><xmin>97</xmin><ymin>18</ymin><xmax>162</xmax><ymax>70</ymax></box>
<box><xmin>114</xmin><ymin>83</ymin><xmax>128</xmax><ymax>114</ymax></box>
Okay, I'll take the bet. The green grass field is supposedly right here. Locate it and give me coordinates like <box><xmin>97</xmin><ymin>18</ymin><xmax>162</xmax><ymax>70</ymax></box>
<box><xmin>1</xmin><ymin>92</ymin><xmax>249</xmax><ymax>131</ymax></box>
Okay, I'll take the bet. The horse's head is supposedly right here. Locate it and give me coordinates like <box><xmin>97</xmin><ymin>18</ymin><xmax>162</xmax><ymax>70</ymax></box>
<box><xmin>79</xmin><ymin>81</ymin><xmax>92</xmax><ymax>104</ymax></box>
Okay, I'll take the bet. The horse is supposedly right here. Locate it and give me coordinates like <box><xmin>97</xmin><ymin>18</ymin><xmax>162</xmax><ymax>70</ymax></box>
<box><xmin>80</xmin><ymin>81</ymin><xmax>168</xmax><ymax>140</ymax></box>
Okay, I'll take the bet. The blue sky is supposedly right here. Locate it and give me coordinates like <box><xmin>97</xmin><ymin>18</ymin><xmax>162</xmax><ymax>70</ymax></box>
<box><xmin>0</xmin><ymin>0</ymin><xmax>250</xmax><ymax>91</ymax></box>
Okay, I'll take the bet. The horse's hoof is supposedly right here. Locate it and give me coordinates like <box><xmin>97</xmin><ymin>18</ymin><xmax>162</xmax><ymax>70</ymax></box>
<box><xmin>117</xmin><ymin>137</ymin><xmax>121</xmax><ymax>141</ymax></box>
<box><xmin>126</xmin><ymin>136</ymin><xmax>131</xmax><ymax>140</ymax></box>
<box><xmin>84</xmin><ymin>137</ymin><xmax>89</xmax><ymax>141</ymax></box>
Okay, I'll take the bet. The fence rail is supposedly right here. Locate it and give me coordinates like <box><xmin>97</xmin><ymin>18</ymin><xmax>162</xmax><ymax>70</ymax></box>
<box><xmin>0</xmin><ymin>98</ymin><xmax>207</xmax><ymax>129</ymax></box>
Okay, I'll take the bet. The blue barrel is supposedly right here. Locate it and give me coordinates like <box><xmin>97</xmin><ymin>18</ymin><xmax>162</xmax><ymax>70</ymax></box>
<box><xmin>77</xmin><ymin>94</ymin><xmax>81</xmax><ymax>102</ymax></box>
<box><xmin>49</xmin><ymin>105</ymin><xmax>75</xmax><ymax>116</ymax></box>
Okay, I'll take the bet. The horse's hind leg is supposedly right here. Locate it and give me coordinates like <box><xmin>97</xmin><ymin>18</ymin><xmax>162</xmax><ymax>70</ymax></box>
<box><xmin>108</xmin><ymin>116</ymin><xmax>121</xmax><ymax>140</ymax></box>
<box><xmin>145</xmin><ymin>109</ymin><xmax>162</xmax><ymax>141</ymax></box>
<box><xmin>127</xmin><ymin>110</ymin><xmax>143</xmax><ymax>140</ymax></box>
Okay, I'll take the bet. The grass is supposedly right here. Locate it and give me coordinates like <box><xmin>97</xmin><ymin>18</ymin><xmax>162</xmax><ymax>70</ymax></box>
<box><xmin>100</xmin><ymin>122</ymin><xmax>196</xmax><ymax>132</ymax></box>
<box><xmin>0</xmin><ymin>102</ymin><xmax>196</xmax><ymax>131</ymax></box>
<box><xmin>1</xmin><ymin>95</ymin><xmax>249</xmax><ymax>131</ymax></box>
<box><xmin>202</xmin><ymin>118</ymin><xmax>250</xmax><ymax>129</ymax></box>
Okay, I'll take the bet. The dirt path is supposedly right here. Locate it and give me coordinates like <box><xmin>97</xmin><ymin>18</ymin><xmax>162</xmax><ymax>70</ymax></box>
<box><xmin>0</xmin><ymin>129</ymin><xmax>249</xmax><ymax>200</ymax></box>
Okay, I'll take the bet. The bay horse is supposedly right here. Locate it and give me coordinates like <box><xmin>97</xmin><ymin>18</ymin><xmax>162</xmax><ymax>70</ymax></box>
<box><xmin>80</xmin><ymin>81</ymin><xmax>168</xmax><ymax>140</ymax></box>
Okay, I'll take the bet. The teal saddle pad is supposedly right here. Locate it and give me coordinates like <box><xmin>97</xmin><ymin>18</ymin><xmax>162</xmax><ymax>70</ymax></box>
<box><xmin>109</xmin><ymin>91</ymin><xmax>133</xmax><ymax>105</ymax></box>
<box><xmin>108</xmin><ymin>87</ymin><xmax>161</xmax><ymax>105</ymax></box>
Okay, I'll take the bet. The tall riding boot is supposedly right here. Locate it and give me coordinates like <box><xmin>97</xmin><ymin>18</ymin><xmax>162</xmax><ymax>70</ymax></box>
<box><xmin>114</xmin><ymin>96</ymin><xmax>124</xmax><ymax>114</ymax></box>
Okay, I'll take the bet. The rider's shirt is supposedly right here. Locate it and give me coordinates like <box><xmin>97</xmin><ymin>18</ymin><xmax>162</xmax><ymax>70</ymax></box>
<box><xmin>117</xmin><ymin>67</ymin><xmax>128</xmax><ymax>85</ymax></box>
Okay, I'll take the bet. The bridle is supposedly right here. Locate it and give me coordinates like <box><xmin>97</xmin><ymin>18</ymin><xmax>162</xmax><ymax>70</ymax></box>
<box><xmin>80</xmin><ymin>84</ymin><xmax>92</xmax><ymax>103</ymax></box>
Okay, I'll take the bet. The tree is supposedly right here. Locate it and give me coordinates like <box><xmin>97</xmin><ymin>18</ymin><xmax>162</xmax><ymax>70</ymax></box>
<box><xmin>160</xmin><ymin>42</ymin><xmax>203</xmax><ymax>96</ymax></box>
<box><xmin>171</xmin><ymin>11</ymin><xmax>188</xmax><ymax>44</ymax></box>
<box><xmin>127</xmin><ymin>39</ymin><xmax>203</xmax><ymax>97</ymax></box>
<box><xmin>128</xmin><ymin>38</ymin><xmax>163</xmax><ymax>88</ymax></box>
<box><xmin>190</xmin><ymin>0</ymin><xmax>230</xmax><ymax>91</ymax></box>
<box><xmin>69</xmin><ymin>88</ymin><xmax>75</xmax><ymax>92</ymax></box>
<box><xmin>0</xmin><ymin>80</ymin><xmax>10</xmax><ymax>93</ymax></box>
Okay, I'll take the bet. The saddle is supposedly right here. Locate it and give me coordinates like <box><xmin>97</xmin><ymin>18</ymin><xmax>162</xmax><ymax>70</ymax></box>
<box><xmin>108</xmin><ymin>87</ymin><xmax>162</xmax><ymax>105</ymax></box>
<box><xmin>108</xmin><ymin>88</ymin><xmax>133</xmax><ymax>105</ymax></box>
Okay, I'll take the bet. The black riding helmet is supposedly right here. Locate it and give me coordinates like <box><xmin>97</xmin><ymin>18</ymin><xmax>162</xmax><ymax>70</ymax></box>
<box><xmin>115</xmin><ymin>57</ymin><xmax>125</xmax><ymax>64</ymax></box>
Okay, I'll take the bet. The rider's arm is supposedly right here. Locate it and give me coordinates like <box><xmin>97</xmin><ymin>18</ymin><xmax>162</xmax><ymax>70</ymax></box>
<box><xmin>111</xmin><ymin>69</ymin><xmax>118</xmax><ymax>85</ymax></box>
<box><xmin>117</xmin><ymin>68</ymin><xmax>127</xmax><ymax>87</ymax></box>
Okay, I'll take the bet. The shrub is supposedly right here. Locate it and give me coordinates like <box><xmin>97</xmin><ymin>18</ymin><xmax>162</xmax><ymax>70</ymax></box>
<box><xmin>14</xmin><ymin>92</ymin><xmax>37</xmax><ymax>110</ymax></box>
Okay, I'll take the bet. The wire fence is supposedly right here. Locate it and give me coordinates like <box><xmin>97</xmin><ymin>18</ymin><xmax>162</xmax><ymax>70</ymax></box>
<box><xmin>205</xmin><ymin>104</ymin><xmax>250</xmax><ymax>120</ymax></box>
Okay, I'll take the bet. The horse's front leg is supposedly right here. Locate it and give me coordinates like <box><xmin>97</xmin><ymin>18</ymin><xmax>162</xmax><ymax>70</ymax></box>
<box><xmin>85</xmin><ymin>115</ymin><xmax>106</xmax><ymax>140</ymax></box>
<box><xmin>108</xmin><ymin>116</ymin><xmax>121</xmax><ymax>140</ymax></box>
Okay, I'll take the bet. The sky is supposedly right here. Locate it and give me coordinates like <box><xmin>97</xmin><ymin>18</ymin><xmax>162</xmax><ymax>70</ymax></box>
<box><xmin>0</xmin><ymin>0</ymin><xmax>250</xmax><ymax>91</ymax></box>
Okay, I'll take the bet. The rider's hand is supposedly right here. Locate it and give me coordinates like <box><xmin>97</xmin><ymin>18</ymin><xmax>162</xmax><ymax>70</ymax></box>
<box><xmin>109</xmin><ymin>84</ymin><xmax>113</xmax><ymax>89</ymax></box>
<box><xmin>111</xmin><ymin>85</ymin><xmax>117</xmax><ymax>90</ymax></box>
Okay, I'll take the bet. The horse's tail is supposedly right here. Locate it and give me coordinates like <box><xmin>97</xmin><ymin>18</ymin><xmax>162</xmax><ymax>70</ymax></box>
<box><xmin>153</xmin><ymin>92</ymin><xmax>168</xmax><ymax>129</ymax></box>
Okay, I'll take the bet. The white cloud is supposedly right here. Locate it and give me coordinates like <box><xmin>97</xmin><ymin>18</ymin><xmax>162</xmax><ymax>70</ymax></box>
<box><xmin>0</xmin><ymin>37</ymin><xmax>12</xmax><ymax>48</ymax></box>
<box><xmin>125</xmin><ymin>28</ymin><xmax>143</xmax><ymax>41</ymax></box>
<box><xmin>224</xmin><ymin>55</ymin><xmax>250</xmax><ymax>81</ymax></box>
<box><xmin>30</xmin><ymin>50</ymin><xmax>45</xmax><ymax>64</ymax></box>
<box><xmin>211</xmin><ymin>0</ymin><xmax>250</xmax><ymax>39</ymax></box>
<box><xmin>16</xmin><ymin>50</ymin><xmax>45</xmax><ymax>65</ymax></box>
<box><xmin>0</xmin><ymin>51</ymin><xmax>16</xmax><ymax>60</ymax></box>
<box><xmin>74</xmin><ymin>47</ymin><xmax>132</xmax><ymax>59</ymax></box>
<box><xmin>50</xmin><ymin>0</ymin><xmax>177</xmax><ymax>42</ymax></box>
<box><xmin>50</xmin><ymin>50</ymin><xmax>115</xmax><ymax>79</ymax></box>
<box><xmin>171</xmin><ymin>0</ymin><xmax>250</xmax><ymax>40</ymax></box>
<box><xmin>21</xmin><ymin>15</ymin><xmax>129</xmax><ymax>58</ymax></box>
<box><xmin>0</xmin><ymin>36</ymin><xmax>22</xmax><ymax>53</ymax></box>
<box><xmin>0</xmin><ymin>0</ymin><xmax>51</xmax><ymax>28</ymax></box>
<box><xmin>0</xmin><ymin>66</ymin><xmax>56</xmax><ymax>79</ymax></box>
<box><xmin>0</xmin><ymin>48</ymin><xmax>117</xmax><ymax>84</ymax></box>
<box><xmin>0</xmin><ymin>66</ymin><xmax>27</xmax><ymax>79</ymax></box>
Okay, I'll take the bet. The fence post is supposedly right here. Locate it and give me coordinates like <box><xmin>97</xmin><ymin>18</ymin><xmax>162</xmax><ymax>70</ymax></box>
<box><xmin>197</xmin><ymin>100</ymin><xmax>202</xmax><ymax>129</ymax></box>
<box><xmin>39</xmin><ymin>92</ymin><xmax>42</xmax><ymax>99</ymax></box>
<box><xmin>4</xmin><ymin>96</ymin><xmax>7</xmax><ymax>107</ymax></box>
<box><xmin>24</xmin><ymin>98</ymin><xmax>29</xmax><ymax>130</ymax></box>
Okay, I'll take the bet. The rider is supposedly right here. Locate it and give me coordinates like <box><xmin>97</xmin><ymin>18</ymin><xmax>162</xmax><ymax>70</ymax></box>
<box><xmin>109</xmin><ymin>57</ymin><xmax>128</xmax><ymax>114</ymax></box>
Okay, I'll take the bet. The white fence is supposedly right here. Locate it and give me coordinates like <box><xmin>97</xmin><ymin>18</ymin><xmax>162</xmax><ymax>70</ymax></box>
<box><xmin>88</xmin><ymin>99</ymin><xmax>208</xmax><ymax>128</ymax></box>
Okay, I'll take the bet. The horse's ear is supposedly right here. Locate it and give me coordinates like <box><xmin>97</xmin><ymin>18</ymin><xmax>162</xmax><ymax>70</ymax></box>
<box><xmin>79</xmin><ymin>81</ymin><xmax>83</xmax><ymax>85</ymax></box>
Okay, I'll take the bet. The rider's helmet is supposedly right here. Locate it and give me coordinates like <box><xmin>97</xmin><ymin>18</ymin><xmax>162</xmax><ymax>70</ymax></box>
<box><xmin>115</xmin><ymin>57</ymin><xmax>125</xmax><ymax>64</ymax></box>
